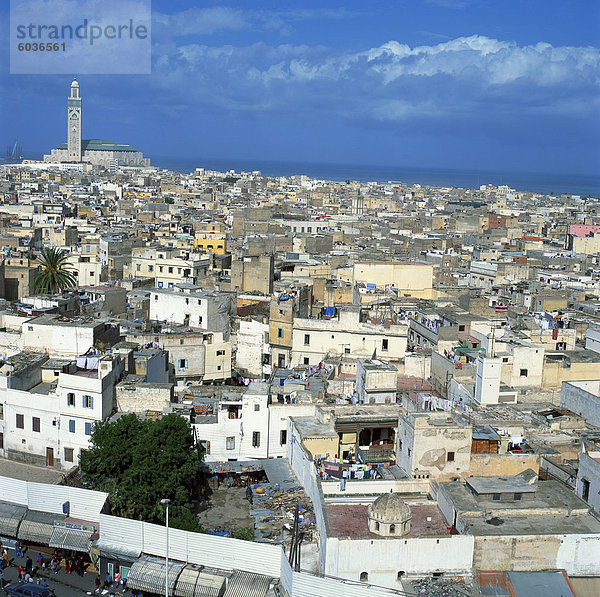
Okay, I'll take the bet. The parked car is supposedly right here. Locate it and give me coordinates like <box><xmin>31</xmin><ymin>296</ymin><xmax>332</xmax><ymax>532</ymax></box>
<box><xmin>3</xmin><ymin>584</ymin><xmax>55</xmax><ymax>597</ymax></box>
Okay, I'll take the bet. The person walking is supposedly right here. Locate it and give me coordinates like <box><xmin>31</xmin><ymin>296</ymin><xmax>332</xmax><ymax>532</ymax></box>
<box><xmin>1</xmin><ymin>549</ymin><xmax>9</xmax><ymax>570</ymax></box>
<box><xmin>95</xmin><ymin>575</ymin><xmax>101</xmax><ymax>593</ymax></box>
<box><xmin>25</xmin><ymin>556</ymin><xmax>33</xmax><ymax>576</ymax></box>
<box><xmin>114</xmin><ymin>570</ymin><xmax>121</xmax><ymax>588</ymax></box>
<box><xmin>17</xmin><ymin>565</ymin><xmax>24</xmax><ymax>583</ymax></box>
<box><xmin>15</xmin><ymin>540</ymin><xmax>23</xmax><ymax>559</ymax></box>
<box><xmin>50</xmin><ymin>554</ymin><xmax>58</xmax><ymax>574</ymax></box>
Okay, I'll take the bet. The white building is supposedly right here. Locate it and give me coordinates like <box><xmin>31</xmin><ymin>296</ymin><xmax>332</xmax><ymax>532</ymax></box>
<box><xmin>148</xmin><ymin>287</ymin><xmax>234</xmax><ymax>338</ymax></box>
<box><xmin>192</xmin><ymin>383</ymin><xmax>315</xmax><ymax>462</ymax></box>
<box><xmin>290</xmin><ymin>309</ymin><xmax>407</xmax><ymax>368</ymax></box>
<box><xmin>235</xmin><ymin>318</ymin><xmax>271</xmax><ymax>379</ymax></box>
<box><xmin>1</xmin><ymin>352</ymin><xmax>123</xmax><ymax>469</ymax></box>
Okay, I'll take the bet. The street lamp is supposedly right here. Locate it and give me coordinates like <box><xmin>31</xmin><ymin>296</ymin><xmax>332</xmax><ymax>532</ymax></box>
<box><xmin>161</xmin><ymin>498</ymin><xmax>170</xmax><ymax>597</ymax></box>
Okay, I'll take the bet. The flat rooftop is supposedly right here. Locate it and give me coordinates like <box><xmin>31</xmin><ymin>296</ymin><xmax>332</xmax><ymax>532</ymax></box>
<box><xmin>326</xmin><ymin>503</ymin><xmax>450</xmax><ymax>538</ymax></box>
<box><xmin>466</xmin><ymin>476</ymin><xmax>536</xmax><ymax>495</ymax></box>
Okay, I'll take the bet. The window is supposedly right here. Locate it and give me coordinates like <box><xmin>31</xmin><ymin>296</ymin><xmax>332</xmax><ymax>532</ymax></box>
<box><xmin>67</xmin><ymin>392</ymin><xmax>75</xmax><ymax>406</ymax></box>
<box><xmin>216</xmin><ymin>350</ymin><xmax>225</xmax><ymax>356</ymax></box>
<box><xmin>304</xmin><ymin>334</ymin><xmax>310</xmax><ymax>345</ymax></box>
<box><xmin>226</xmin><ymin>436</ymin><xmax>235</xmax><ymax>450</ymax></box>
<box><xmin>82</xmin><ymin>395</ymin><xmax>93</xmax><ymax>409</ymax></box>
<box><xmin>168</xmin><ymin>267</ymin><xmax>173</xmax><ymax>274</ymax></box>
<box><xmin>458</xmin><ymin>325</ymin><xmax>465</xmax><ymax>332</ymax></box>
<box><xmin>199</xmin><ymin>440</ymin><xmax>211</xmax><ymax>455</ymax></box>
<box><xmin>252</xmin><ymin>432</ymin><xmax>261</xmax><ymax>448</ymax></box>
<box><xmin>157</xmin><ymin>282</ymin><xmax>163</xmax><ymax>288</ymax></box>
<box><xmin>582</xmin><ymin>478</ymin><xmax>591</xmax><ymax>501</ymax></box>
<box><xmin>304</xmin><ymin>357</ymin><xmax>309</xmax><ymax>365</ymax></box>
<box><xmin>148</xmin><ymin>265</ymin><xmax>154</xmax><ymax>272</ymax></box>
<box><xmin>32</xmin><ymin>417</ymin><xmax>40</xmax><ymax>432</ymax></box>
<box><xmin>64</xmin><ymin>447</ymin><xmax>74</xmax><ymax>462</ymax></box>
<box><xmin>447</xmin><ymin>451</ymin><xmax>455</xmax><ymax>462</ymax></box>
<box><xmin>185</xmin><ymin>298</ymin><xmax>189</xmax><ymax>304</ymax></box>
<box><xmin>502</xmin><ymin>357</ymin><xmax>509</xmax><ymax>363</ymax></box>
<box><xmin>254</xmin><ymin>404</ymin><xmax>260</xmax><ymax>412</ymax></box>
<box><xmin>360</xmin><ymin>572</ymin><xmax>368</xmax><ymax>582</ymax></box>
<box><xmin>382</xmin><ymin>339</ymin><xmax>389</xmax><ymax>351</ymax></box>
<box><xmin>390</xmin><ymin>524</ymin><xmax>396</xmax><ymax>534</ymax></box>
<box><xmin>345</xmin><ymin>347</ymin><xmax>350</xmax><ymax>354</ymax></box>
<box><xmin>69</xmin><ymin>420</ymin><xmax>75</xmax><ymax>433</ymax></box>
<box><xmin>16</xmin><ymin>414</ymin><xmax>24</xmax><ymax>429</ymax></box>
<box><xmin>280</xmin><ymin>430</ymin><xmax>287</xmax><ymax>445</ymax></box>
<box><xmin>159</xmin><ymin>266</ymin><xmax>164</xmax><ymax>273</ymax></box>
<box><xmin>85</xmin><ymin>422</ymin><xmax>92</xmax><ymax>436</ymax></box>
<box><xmin>277</xmin><ymin>328</ymin><xmax>284</xmax><ymax>338</ymax></box>
<box><xmin>514</xmin><ymin>492</ymin><xmax>522</xmax><ymax>501</ymax></box>
<box><xmin>178</xmin><ymin>359</ymin><xmax>188</xmax><ymax>370</ymax></box>
<box><xmin>397</xmin><ymin>572</ymin><xmax>405</xmax><ymax>581</ymax></box>
<box><xmin>492</xmin><ymin>493</ymin><xmax>501</xmax><ymax>501</ymax></box>
<box><xmin>520</xmin><ymin>369</ymin><xmax>528</xmax><ymax>377</ymax></box>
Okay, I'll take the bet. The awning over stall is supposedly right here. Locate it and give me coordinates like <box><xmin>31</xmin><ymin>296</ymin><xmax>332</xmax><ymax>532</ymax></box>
<box><xmin>18</xmin><ymin>510</ymin><xmax>65</xmax><ymax>545</ymax></box>
<box><xmin>94</xmin><ymin>540</ymin><xmax>141</xmax><ymax>561</ymax></box>
<box><xmin>174</xmin><ymin>567</ymin><xmax>226</xmax><ymax>597</ymax></box>
<box><xmin>127</xmin><ymin>557</ymin><xmax>185</xmax><ymax>594</ymax></box>
<box><xmin>0</xmin><ymin>501</ymin><xmax>27</xmax><ymax>538</ymax></box>
<box><xmin>49</xmin><ymin>522</ymin><xmax>94</xmax><ymax>552</ymax></box>
<box><xmin>223</xmin><ymin>570</ymin><xmax>272</xmax><ymax>597</ymax></box>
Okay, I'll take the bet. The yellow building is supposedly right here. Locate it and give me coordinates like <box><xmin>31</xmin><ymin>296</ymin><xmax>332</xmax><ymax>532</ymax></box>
<box><xmin>338</xmin><ymin>261</ymin><xmax>435</xmax><ymax>299</ymax></box>
<box><xmin>194</xmin><ymin>233</ymin><xmax>227</xmax><ymax>254</ymax></box>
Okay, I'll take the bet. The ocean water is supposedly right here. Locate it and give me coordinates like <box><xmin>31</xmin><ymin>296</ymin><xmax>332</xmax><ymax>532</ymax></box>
<box><xmin>152</xmin><ymin>157</ymin><xmax>600</xmax><ymax>197</ymax></box>
<box><xmin>3</xmin><ymin>155</ymin><xmax>598</xmax><ymax>196</ymax></box>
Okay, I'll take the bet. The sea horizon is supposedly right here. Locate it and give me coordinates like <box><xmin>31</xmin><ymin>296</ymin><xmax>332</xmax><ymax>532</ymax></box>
<box><xmin>152</xmin><ymin>156</ymin><xmax>600</xmax><ymax>197</ymax></box>
<box><xmin>3</xmin><ymin>154</ymin><xmax>599</xmax><ymax>197</ymax></box>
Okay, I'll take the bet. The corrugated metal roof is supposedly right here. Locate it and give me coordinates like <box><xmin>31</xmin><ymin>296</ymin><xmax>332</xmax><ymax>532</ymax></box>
<box><xmin>508</xmin><ymin>571</ymin><xmax>575</xmax><ymax>597</ymax></box>
<box><xmin>477</xmin><ymin>571</ymin><xmax>514</xmax><ymax>596</ymax></box>
<box><xmin>568</xmin><ymin>576</ymin><xmax>600</xmax><ymax>597</ymax></box>
<box><xmin>49</xmin><ymin>526</ymin><xmax>92</xmax><ymax>552</ymax></box>
<box><xmin>223</xmin><ymin>570</ymin><xmax>272</xmax><ymax>597</ymax></box>
<box><xmin>18</xmin><ymin>510</ymin><xmax>65</xmax><ymax>544</ymax></box>
<box><xmin>94</xmin><ymin>540</ymin><xmax>141</xmax><ymax>560</ymax></box>
<box><xmin>127</xmin><ymin>557</ymin><xmax>184</xmax><ymax>594</ymax></box>
<box><xmin>0</xmin><ymin>500</ymin><xmax>27</xmax><ymax>537</ymax></box>
<box><xmin>174</xmin><ymin>567</ymin><xmax>226</xmax><ymax>597</ymax></box>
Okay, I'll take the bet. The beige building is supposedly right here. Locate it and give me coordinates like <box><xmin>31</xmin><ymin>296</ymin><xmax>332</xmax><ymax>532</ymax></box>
<box><xmin>338</xmin><ymin>261</ymin><xmax>435</xmax><ymax>299</ymax></box>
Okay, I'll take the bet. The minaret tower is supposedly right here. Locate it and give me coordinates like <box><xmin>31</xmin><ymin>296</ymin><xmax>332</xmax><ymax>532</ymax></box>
<box><xmin>67</xmin><ymin>77</ymin><xmax>82</xmax><ymax>162</ymax></box>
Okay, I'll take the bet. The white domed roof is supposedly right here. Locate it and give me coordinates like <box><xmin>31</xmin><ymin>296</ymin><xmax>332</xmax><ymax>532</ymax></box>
<box><xmin>71</xmin><ymin>77</ymin><xmax>79</xmax><ymax>87</ymax></box>
<box><xmin>368</xmin><ymin>492</ymin><xmax>411</xmax><ymax>523</ymax></box>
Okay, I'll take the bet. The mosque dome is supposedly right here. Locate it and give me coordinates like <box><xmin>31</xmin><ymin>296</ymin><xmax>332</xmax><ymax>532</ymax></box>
<box><xmin>367</xmin><ymin>492</ymin><xmax>412</xmax><ymax>536</ymax></box>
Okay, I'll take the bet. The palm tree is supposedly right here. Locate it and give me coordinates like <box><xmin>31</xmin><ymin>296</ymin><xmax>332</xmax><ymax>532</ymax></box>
<box><xmin>31</xmin><ymin>247</ymin><xmax>77</xmax><ymax>295</ymax></box>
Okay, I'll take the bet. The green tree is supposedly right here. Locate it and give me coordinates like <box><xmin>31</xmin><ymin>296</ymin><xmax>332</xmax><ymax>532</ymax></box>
<box><xmin>31</xmin><ymin>246</ymin><xmax>77</xmax><ymax>294</ymax></box>
<box><xmin>80</xmin><ymin>413</ymin><xmax>202</xmax><ymax>531</ymax></box>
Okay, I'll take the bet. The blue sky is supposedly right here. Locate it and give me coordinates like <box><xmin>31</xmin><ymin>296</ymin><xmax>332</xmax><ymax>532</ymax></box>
<box><xmin>1</xmin><ymin>0</ymin><xmax>599</xmax><ymax>175</ymax></box>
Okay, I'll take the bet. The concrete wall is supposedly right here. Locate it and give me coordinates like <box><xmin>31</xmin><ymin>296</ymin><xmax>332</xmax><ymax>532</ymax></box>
<box><xmin>116</xmin><ymin>383</ymin><xmax>173</xmax><ymax>413</ymax></box>
<box><xmin>468</xmin><ymin>453</ymin><xmax>540</xmax><ymax>478</ymax></box>
<box><xmin>472</xmin><ymin>534</ymin><xmax>600</xmax><ymax>575</ymax></box>
<box><xmin>560</xmin><ymin>381</ymin><xmax>600</xmax><ymax>428</ymax></box>
<box><xmin>577</xmin><ymin>446</ymin><xmax>600</xmax><ymax>514</ymax></box>
<box><xmin>325</xmin><ymin>535</ymin><xmax>474</xmax><ymax>585</ymax></box>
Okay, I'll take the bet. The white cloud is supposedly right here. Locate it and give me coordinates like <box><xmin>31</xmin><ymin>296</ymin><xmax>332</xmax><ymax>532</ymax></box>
<box><xmin>146</xmin><ymin>34</ymin><xmax>600</xmax><ymax>127</ymax></box>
